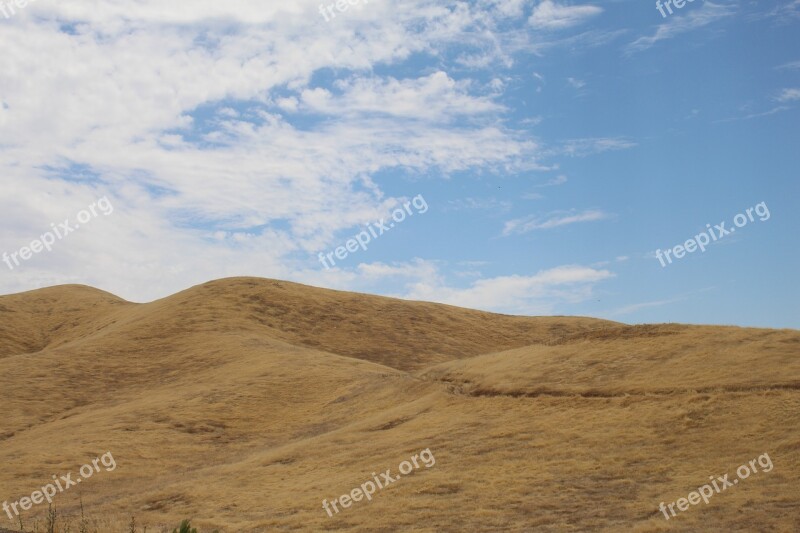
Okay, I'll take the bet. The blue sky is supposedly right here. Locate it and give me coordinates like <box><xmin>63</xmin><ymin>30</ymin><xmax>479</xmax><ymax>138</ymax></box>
<box><xmin>0</xmin><ymin>0</ymin><xmax>798</xmax><ymax>328</ymax></box>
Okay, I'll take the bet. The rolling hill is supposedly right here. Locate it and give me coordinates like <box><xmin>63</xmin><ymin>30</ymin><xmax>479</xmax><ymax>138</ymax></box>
<box><xmin>0</xmin><ymin>278</ymin><xmax>797</xmax><ymax>532</ymax></box>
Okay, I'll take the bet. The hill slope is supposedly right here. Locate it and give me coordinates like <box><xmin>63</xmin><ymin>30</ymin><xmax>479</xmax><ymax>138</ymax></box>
<box><xmin>0</xmin><ymin>278</ymin><xmax>797</xmax><ymax>532</ymax></box>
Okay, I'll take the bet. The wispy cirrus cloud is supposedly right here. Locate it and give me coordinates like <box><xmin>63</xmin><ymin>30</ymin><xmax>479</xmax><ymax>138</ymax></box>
<box><xmin>715</xmin><ymin>105</ymin><xmax>791</xmax><ymax>122</ymax></box>
<box><xmin>776</xmin><ymin>60</ymin><xmax>800</xmax><ymax>70</ymax></box>
<box><xmin>529</xmin><ymin>28</ymin><xmax>628</xmax><ymax>58</ymax></box>
<box><xmin>761</xmin><ymin>0</ymin><xmax>800</xmax><ymax>21</ymax></box>
<box><xmin>567</xmin><ymin>77</ymin><xmax>586</xmax><ymax>89</ymax></box>
<box><xmin>529</xmin><ymin>0</ymin><xmax>603</xmax><ymax>30</ymax></box>
<box><xmin>627</xmin><ymin>2</ymin><xmax>736</xmax><ymax>53</ymax></box>
<box><xmin>534</xmin><ymin>175</ymin><xmax>568</xmax><ymax>187</ymax></box>
<box><xmin>557</xmin><ymin>137</ymin><xmax>637</xmax><ymax>157</ymax></box>
<box><xmin>503</xmin><ymin>209</ymin><xmax>611</xmax><ymax>236</ymax></box>
<box><xmin>398</xmin><ymin>263</ymin><xmax>615</xmax><ymax>314</ymax></box>
<box><xmin>327</xmin><ymin>259</ymin><xmax>615</xmax><ymax>315</ymax></box>
<box><xmin>603</xmin><ymin>286</ymin><xmax>716</xmax><ymax>318</ymax></box>
<box><xmin>776</xmin><ymin>88</ymin><xmax>800</xmax><ymax>102</ymax></box>
<box><xmin>445</xmin><ymin>198</ymin><xmax>513</xmax><ymax>212</ymax></box>
<box><xmin>522</xmin><ymin>192</ymin><xmax>544</xmax><ymax>200</ymax></box>
<box><xmin>605</xmin><ymin>297</ymin><xmax>683</xmax><ymax>317</ymax></box>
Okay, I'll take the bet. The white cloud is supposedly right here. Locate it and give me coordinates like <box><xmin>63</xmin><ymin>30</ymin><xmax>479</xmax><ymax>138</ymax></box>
<box><xmin>602</xmin><ymin>286</ymin><xmax>716</xmax><ymax>318</ymax></box>
<box><xmin>522</xmin><ymin>192</ymin><xmax>544</xmax><ymax>200</ymax></box>
<box><xmin>715</xmin><ymin>105</ymin><xmax>791</xmax><ymax>122</ymax></box>
<box><xmin>403</xmin><ymin>264</ymin><xmax>615</xmax><ymax>314</ymax></box>
<box><xmin>529</xmin><ymin>1</ymin><xmax>603</xmax><ymax>30</ymax></box>
<box><xmin>503</xmin><ymin>209</ymin><xmax>611</xmax><ymax>235</ymax></box>
<box><xmin>319</xmin><ymin>260</ymin><xmax>614</xmax><ymax>314</ymax></box>
<box><xmin>356</xmin><ymin>259</ymin><xmax>443</xmax><ymax>283</ymax></box>
<box><xmin>567</xmin><ymin>77</ymin><xmax>586</xmax><ymax>89</ymax></box>
<box><xmin>761</xmin><ymin>0</ymin><xmax>800</xmax><ymax>21</ymax></box>
<box><xmin>627</xmin><ymin>2</ymin><xmax>735</xmax><ymax>53</ymax></box>
<box><xmin>483</xmin><ymin>0</ymin><xmax>529</xmax><ymax>19</ymax></box>
<box><xmin>776</xmin><ymin>60</ymin><xmax>800</xmax><ymax>70</ymax></box>
<box><xmin>445</xmin><ymin>198</ymin><xmax>513</xmax><ymax>212</ymax></box>
<box><xmin>557</xmin><ymin>138</ymin><xmax>637</xmax><ymax>157</ymax></box>
<box><xmin>533</xmin><ymin>175</ymin><xmax>568</xmax><ymax>187</ymax></box>
<box><xmin>606</xmin><ymin>297</ymin><xmax>682</xmax><ymax>317</ymax></box>
<box><xmin>300</xmin><ymin>72</ymin><xmax>505</xmax><ymax>122</ymax></box>
<box><xmin>776</xmin><ymin>88</ymin><xmax>800</xmax><ymax>102</ymax></box>
<box><xmin>0</xmin><ymin>0</ymin><xmax>549</xmax><ymax>301</ymax></box>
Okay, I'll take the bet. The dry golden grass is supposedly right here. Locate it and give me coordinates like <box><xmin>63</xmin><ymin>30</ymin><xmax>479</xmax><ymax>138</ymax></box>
<box><xmin>0</xmin><ymin>277</ymin><xmax>797</xmax><ymax>532</ymax></box>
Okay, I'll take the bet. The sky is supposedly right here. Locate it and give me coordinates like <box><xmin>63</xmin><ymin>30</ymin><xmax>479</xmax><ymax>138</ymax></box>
<box><xmin>0</xmin><ymin>0</ymin><xmax>798</xmax><ymax>328</ymax></box>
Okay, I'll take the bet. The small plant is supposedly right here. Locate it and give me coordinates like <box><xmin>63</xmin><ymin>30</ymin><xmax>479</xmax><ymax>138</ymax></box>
<box><xmin>172</xmin><ymin>520</ymin><xmax>197</xmax><ymax>533</ymax></box>
<box><xmin>78</xmin><ymin>495</ymin><xmax>89</xmax><ymax>533</ymax></box>
<box><xmin>45</xmin><ymin>504</ymin><xmax>57</xmax><ymax>533</ymax></box>
<box><xmin>128</xmin><ymin>515</ymin><xmax>137</xmax><ymax>533</ymax></box>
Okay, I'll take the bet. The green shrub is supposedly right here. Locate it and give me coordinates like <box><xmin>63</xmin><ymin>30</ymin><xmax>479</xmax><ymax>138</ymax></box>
<box><xmin>172</xmin><ymin>519</ymin><xmax>197</xmax><ymax>533</ymax></box>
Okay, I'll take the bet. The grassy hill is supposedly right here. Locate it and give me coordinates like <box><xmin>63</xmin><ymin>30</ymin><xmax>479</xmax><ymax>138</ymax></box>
<box><xmin>0</xmin><ymin>278</ymin><xmax>797</xmax><ymax>532</ymax></box>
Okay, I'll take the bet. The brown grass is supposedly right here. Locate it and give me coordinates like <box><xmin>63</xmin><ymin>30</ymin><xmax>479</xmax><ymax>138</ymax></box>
<box><xmin>0</xmin><ymin>277</ymin><xmax>798</xmax><ymax>532</ymax></box>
